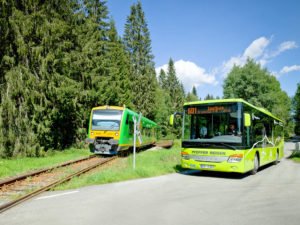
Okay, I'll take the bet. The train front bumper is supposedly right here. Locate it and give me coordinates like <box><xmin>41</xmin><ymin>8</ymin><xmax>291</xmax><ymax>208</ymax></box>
<box><xmin>86</xmin><ymin>138</ymin><xmax>119</xmax><ymax>155</ymax></box>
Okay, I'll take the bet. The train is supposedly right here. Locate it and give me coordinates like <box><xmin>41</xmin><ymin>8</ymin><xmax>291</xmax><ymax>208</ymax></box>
<box><xmin>86</xmin><ymin>105</ymin><xmax>158</xmax><ymax>155</ymax></box>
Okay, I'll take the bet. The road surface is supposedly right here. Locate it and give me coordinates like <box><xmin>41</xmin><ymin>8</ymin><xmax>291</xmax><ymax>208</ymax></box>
<box><xmin>1</xmin><ymin>142</ymin><xmax>300</xmax><ymax>225</ymax></box>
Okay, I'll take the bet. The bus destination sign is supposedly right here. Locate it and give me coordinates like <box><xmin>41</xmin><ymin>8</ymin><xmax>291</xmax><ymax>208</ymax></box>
<box><xmin>187</xmin><ymin>106</ymin><xmax>231</xmax><ymax>115</ymax></box>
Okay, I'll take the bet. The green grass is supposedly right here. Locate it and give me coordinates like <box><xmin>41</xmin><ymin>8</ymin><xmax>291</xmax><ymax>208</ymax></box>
<box><xmin>290</xmin><ymin>150</ymin><xmax>300</xmax><ymax>162</ymax></box>
<box><xmin>54</xmin><ymin>141</ymin><xmax>182</xmax><ymax>191</ymax></box>
<box><xmin>0</xmin><ymin>148</ymin><xmax>91</xmax><ymax>179</ymax></box>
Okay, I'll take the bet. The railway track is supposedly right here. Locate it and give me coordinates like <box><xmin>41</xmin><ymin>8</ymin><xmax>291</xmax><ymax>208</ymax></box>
<box><xmin>0</xmin><ymin>156</ymin><xmax>116</xmax><ymax>213</ymax></box>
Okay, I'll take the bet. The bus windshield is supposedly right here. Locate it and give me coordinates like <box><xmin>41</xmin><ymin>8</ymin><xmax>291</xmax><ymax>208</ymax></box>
<box><xmin>183</xmin><ymin>103</ymin><xmax>242</xmax><ymax>144</ymax></box>
<box><xmin>91</xmin><ymin>110</ymin><xmax>123</xmax><ymax>131</ymax></box>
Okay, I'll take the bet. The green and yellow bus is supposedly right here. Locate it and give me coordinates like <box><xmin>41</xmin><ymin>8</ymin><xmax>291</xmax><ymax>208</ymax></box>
<box><xmin>86</xmin><ymin>106</ymin><xmax>158</xmax><ymax>155</ymax></box>
<box><xmin>174</xmin><ymin>99</ymin><xmax>284</xmax><ymax>174</ymax></box>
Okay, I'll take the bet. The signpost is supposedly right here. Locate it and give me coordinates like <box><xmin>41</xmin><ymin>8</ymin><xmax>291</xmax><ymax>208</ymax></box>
<box><xmin>133</xmin><ymin>113</ymin><xmax>142</xmax><ymax>169</ymax></box>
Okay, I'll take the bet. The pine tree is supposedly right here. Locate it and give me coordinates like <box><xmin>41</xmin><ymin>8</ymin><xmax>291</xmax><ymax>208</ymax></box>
<box><xmin>158</xmin><ymin>69</ymin><xmax>167</xmax><ymax>90</ymax></box>
<box><xmin>123</xmin><ymin>1</ymin><xmax>157</xmax><ymax>119</ymax></box>
<box><xmin>0</xmin><ymin>0</ymin><xmax>82</xmax><ymax>156</ymax></box>
<box><xmin>192</xmin><ymin>85</ymin><xmax>198</xmax><ymax>98</ymax></box>
<box><xmin>166</xmin><ymin>58</ymin><xmax>185</xmax><ymax>112</ymax></box>
<box><xmin>103</xmin><ymin>18</ymin><xmax>134</xmax><ymax>108</ymax></box>
<box><xmin>204</xmin><ymin>94</ymin><xmax>214</xmax><ymax>100</ymax></box>
<box><xmin>294</xmin><ymin>83</ymin><xmax>300</xmax><ymax>135</ymax></box>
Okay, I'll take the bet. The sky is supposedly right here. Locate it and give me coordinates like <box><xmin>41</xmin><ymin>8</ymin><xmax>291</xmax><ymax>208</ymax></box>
<box><xmin>106</xmin><ymin>0</ymin><xmax>300</xmax><ymax>99</ymax></box>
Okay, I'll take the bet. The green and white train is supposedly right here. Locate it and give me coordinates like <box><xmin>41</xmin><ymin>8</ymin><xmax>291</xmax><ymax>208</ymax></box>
<box><xmin>86</xmin><ymin>105</ymin><xmax>158</xmax><ymax>155</ymax></box>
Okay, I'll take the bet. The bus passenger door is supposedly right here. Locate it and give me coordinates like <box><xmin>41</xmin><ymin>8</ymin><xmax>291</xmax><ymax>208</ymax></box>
<box><xmin>261</xmin><ymin>127</ymin><xmax>268</xmax><ymax>165</ymax></box>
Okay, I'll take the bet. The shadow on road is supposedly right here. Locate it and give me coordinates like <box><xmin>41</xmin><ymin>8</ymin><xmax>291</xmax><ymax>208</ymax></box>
<box><xmin>174</xmin><ymin>162</ymin><xmax>279</xmax><ymax>180</ymax></box>
<box><xmin>174</xmin><ymin>164</ymin><xmax>248</xmax><ymax>180</ymax></box>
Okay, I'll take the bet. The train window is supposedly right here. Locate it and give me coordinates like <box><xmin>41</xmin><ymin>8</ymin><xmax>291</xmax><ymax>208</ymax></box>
<box><xmin>129</xmin><ymin>121</ymin><xmax>134</xmax><ymax>135</ymax></box>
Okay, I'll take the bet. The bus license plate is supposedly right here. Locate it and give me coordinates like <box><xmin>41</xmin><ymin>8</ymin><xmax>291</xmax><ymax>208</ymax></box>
<box><xmin>200</xmin><ymin>164</ymin><xmax>215</xmax><ymax>169</ymax></box>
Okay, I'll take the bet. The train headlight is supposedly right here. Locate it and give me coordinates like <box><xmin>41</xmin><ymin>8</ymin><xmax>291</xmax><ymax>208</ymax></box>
<box><xmin>228</xmin><ymin>154</ymin><xmax>243</xmax><ymax>163</ymax></box>
<box><xmin>115</xmin><ymin>132</ymin><xmax>119</xmax><ymax>136</ymax></box>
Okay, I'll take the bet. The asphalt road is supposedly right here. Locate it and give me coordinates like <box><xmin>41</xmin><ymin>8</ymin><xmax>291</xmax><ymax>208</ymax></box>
<box><xmin>1</xmin><ymin>142</ymin><xmax>300</xmax><ymax>225</ymax></box>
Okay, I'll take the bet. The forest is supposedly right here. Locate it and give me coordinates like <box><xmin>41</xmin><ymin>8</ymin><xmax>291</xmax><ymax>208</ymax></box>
<box><xmin>0</xmin><ymin>0</ymin><xmax>299</xmax><ymax>158</ymax></box>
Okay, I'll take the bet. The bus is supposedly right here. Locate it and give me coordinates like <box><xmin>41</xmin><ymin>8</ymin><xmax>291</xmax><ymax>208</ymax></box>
<box><xmin>86</xmin><ymin>105</ymin><xmax>158</xmax><ymax>155</ymax></box>
<box><xmin>172</xmin><ymin>99</ymin><xmax>284</xmax><ymax>175</ymax></box>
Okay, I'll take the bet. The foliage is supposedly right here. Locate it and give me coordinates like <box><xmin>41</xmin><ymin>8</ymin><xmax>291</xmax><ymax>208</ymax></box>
<box><xmin>293</xmin><ymin>83</ymin><xmax>300</xmax><ymax>135</ymax></box>
<box><xmin>223</xmin><ymin>59</ymin><xmax>291</xmax><ymax>125</ymax></box>
<box><xmin>123</xmin><ymin>1</ymin><xmax>157</xmax><ymax>119</ymax></box>
<box><xmin>155</xmin><ymin>59</ymin><xmax>185</xmax><ymax>137</ymax></box>
<box><xmin>204</xmin><ymin>94</ymin><xmax>215</xmax><ymax>100</ymax></box>
<box><xmin>165</xmin><ymin>59</ymin><xmax>185</xmax><ymax>112</ymax></box>
<box><xmin>0</xmin><ymin>0</ymin><xmax>135</xmax><ymax>157</ymax></box>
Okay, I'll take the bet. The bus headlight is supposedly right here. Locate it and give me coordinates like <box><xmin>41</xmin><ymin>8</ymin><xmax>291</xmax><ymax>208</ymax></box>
<box><xmin>228</xmin><ymin>154</ymin><xmax>243</xmax><ymax>163</ymax></box>
<box><xmin>181</xmin><ymin>151</ymin><xmax>190</xmax><ymax>160</ymax></box>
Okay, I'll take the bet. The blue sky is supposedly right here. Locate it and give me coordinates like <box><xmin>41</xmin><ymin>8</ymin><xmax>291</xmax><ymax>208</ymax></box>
<box><xmin>107</xmin><ymin>0</ymin><xmax>300</xmax><ymax>99</ymax></box>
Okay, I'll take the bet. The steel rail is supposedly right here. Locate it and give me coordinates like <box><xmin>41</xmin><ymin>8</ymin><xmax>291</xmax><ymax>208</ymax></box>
<box><xmin>0</xmin><ymin>156</ymin><xmax>116</xmax><ymax>214</ymax></box>
<box><xmin>0</xmin><ymin>155</ymin><xmax>97</xmax><ymax>187</ymax></box>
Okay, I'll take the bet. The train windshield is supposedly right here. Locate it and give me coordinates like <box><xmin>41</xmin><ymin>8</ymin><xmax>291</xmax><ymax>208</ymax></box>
<box><xmin>91</xmin><ymin>110</ymin><xmax>123</xmax><ymax>131</ymax></box>
<box><xmin>183</xmin><ymin>103</ymin><xmax>242</xmax><ymax>145</ymax></box>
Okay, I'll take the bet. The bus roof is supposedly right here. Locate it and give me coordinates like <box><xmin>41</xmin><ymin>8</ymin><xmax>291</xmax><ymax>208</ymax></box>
<box><xmin>184</xmin><ymin>98</ymin><xmax>283</xmax><ymax>123</ymax></box>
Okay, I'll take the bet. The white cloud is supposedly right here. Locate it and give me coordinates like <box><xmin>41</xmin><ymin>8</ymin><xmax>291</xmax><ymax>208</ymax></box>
<box><xmin>243</xmin><ymin>37</ymin><xmax>270</xmax><ymax>59</ymax></box>
<box><xmin>277</xmin><ymin>41</ymin><xmax>298</xmax><ymax>53</ymax></box>
<box><xmin>221</xmin><ymin>37</ymin><xmax>270</xmax><ymax>76</ymax></box>
<box><xmin>280</xmin><ymin>65</ymin><xmax>300</xmax><ymax>74</ymax></box>
<box><xmin>156</xmin><ymin>60</ymin><xmax>217</xmax><ymax>92</ymax></box>
<box><xmin>221</xmin><ymin>37</ymin><xmax>298</xmax><ymax>77</ymax></box>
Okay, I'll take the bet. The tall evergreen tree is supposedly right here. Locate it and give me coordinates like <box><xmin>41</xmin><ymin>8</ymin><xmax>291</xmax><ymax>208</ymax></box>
<box><xmin>204</xmin><ymin>94</ymin><xmax>214</xmax><ymax>100</ymax></box>
<box><xmin>158</xmin><ymin>69</ymin><xmax>167</xmax><ymax>90</ymax></box>
<box><xmin>103</xmin><ymin>18</ymin><xmax>134</xmax><ymax>108</ymax></box>
<box><xmin>192</xmin><ymin>85</ymin><xmax>198</xmax><ymax>98</ymax></box>
<box><xmin>186</xmin><ymin>85</ymin><xmax>198</xmax><ymax>102</ymax></box>
<box><xmin>166</xmin><ymin>58</ymin><xmax>185</xmax><ymax>112</ymax></box>
<box><xmin>123</xmin><ymin>1</ymin><xmax>157</xmax><ymax>119</ymax></box>
<box><xmin>293</xmin><ymin>83</ymin><xmax>300</xmax><ymax>135</ymax></box>
<box><xmin>0</xmin><ymin>0</ymin><xmax>81</xmax><ymax>156</ymax></box>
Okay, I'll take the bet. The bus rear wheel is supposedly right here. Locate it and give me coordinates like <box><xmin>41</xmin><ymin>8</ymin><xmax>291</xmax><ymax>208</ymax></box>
<box><xmin>251</xmin><ymin>154</ymin><xmax>259</xmax><ymax>175</ymax></box>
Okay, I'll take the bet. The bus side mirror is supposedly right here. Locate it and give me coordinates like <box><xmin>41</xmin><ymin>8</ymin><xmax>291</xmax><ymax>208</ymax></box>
<box><xmin>169</xmin><ymin>114</ymin><xmax>174</xmax><ymax>126</ymax></box>
<box><xmin>244</xmin><ymin>113</ymin><xmax>251</xmax><ymax>127</ymax></box>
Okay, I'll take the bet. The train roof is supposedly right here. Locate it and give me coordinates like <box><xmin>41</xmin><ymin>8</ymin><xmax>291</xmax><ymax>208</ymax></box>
<box><xmin>91</xmin><ymin>105</ymin><xmax>157</xmax><ymax>126</ymax></box>
<box><xmin>184</xmin><ymin>98</ymin><xmax>283</xmax><ymax>123</ymax></box>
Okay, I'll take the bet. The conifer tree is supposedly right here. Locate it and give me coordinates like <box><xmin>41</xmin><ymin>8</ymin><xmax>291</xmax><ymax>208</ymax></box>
<box><xmin>0</xmin><ymin>0</ymin><xmax>81</xmax><ymax>156</ymax></box>
<box><xmin>186</xmin><ymin>85</ymin><xmax>198</xmax><ymax>102</ymax></box>
<box><xmin>123</xmin><ymin>1</ymin><xmax>157</xmax><ymax>119</ymax></box>
<box><xmin>204</xmin><ymin>94</ymin><xmax>214</xmax><ymax>100</ymax></box>
<box><xmin>158</xmin><ymin>69</ymin><xmax>167</xmax><ymax>90</ymax></box>
<box><xmin>294</xmin><ymin>83</ymin><xmax>300</xmax><ymax>135</ymax></box>
<box><xmin>166</xmin><ymin>58</ymin><xmax>185</xmax><ymax>112</ymax></box>
<box><xmin>192</xmin><ymin>85</ymin><xmax>198</xmax><ymax>98</ymax></box>
<box><xmin>104</xmin><ymin>18</ymin><xmax>134</xmax><ymax>108</ymax></box>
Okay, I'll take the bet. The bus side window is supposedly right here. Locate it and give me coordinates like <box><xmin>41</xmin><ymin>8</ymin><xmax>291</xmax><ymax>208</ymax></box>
<box><xmin>253</xmin><ymin>122</ymin><xmax>264</xmax><ymax>143</ymax></box>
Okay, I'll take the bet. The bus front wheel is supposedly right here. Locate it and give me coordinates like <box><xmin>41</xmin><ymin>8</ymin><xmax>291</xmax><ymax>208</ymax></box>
<box><xmin>251</xmin><ymin>154</ymin><xmax>259</xmax><ymax>175</ymax></box>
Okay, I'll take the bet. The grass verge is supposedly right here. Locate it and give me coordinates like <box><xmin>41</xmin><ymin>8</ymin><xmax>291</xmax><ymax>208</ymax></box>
<box><xmin>54</xmin><ymin>141</ymin><xmax>182</xmax><ymax>191</ymax></box>
<box><xmin>290</xmin><ymin>150</ymin><xmax>300</xmax><ymax>162</ymax></box>
<box><xmin>0</xmin><ymin>149</ymin><xmax>91</xmax><ymax>179</ymax></box>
